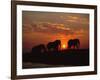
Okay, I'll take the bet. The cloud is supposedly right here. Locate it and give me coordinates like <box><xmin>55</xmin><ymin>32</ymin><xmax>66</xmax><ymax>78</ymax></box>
<box><xmin>75</xmin><ymin>29</ymin><xmax>89</xmax><ymax>35</ymax></box>
<box><xmin>68</xmin><ymin>16</ymin><xmax>79</xmax><ymax>20</ymax></box>
<box><xmin>23</xmin><ymin>24</ymin><xmax>33</xmax><ymax>32</ymax></box>
<box><xmin>70</xmin><ymin>29</ymin><xmax>89</xmax><ymax>38</ymax></box>
<box><xmin>30</xmin><ymin>22</ymin><xmax>72</xmax><ymax>35</ymax></box>
<box><xmin>63</xmin><ymin>15</ymin><xmax>89</xmax><ymax>25</ymax></box>
<box><xmin>23</xmin><ymin>22</ymin><xmax>89</xmax><ymax>40</ymax></box>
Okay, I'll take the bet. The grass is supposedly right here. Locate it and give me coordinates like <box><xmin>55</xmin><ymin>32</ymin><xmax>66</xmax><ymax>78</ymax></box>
<box><xmin>23</xmin><ymin>49</ymin><xmax>89</xmax><ymax>69</ymax></box>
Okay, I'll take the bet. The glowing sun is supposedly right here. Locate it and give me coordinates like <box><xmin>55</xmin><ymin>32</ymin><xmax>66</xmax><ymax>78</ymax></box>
<box><xmin>62</xmin><ymin>44</ymin><xmax>66</xmax><ymax>49</ymax></box>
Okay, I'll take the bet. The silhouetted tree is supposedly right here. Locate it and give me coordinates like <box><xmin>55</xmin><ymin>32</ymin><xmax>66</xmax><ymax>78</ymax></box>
<box><xmin>47</xmin><ymin>40</ymin><xmax>61</xmax><ymax>51</ymax></box>
<box><xmin>68</xmin><ymin>39</ymin><xmax>80</xmax><ymax>49</ymax></box>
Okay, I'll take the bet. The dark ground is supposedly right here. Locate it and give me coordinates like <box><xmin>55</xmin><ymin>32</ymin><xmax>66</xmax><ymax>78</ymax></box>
<box><xmin>22</xmin><ymin>49</ymin><xmax>89</xmax><ymax>69</ymax></box>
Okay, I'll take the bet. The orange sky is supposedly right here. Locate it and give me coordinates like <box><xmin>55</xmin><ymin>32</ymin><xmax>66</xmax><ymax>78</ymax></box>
<box><xmin>22</xmin><ymin>11</ymin><xmax>89</xmax><ymax>53</ymax></box>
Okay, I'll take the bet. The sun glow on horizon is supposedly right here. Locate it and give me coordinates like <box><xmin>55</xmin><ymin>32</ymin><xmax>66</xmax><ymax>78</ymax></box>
<box><xmin>62</xmin><ymin>44</ymin><xmax>66</xmax><ymax>49</ymax></box>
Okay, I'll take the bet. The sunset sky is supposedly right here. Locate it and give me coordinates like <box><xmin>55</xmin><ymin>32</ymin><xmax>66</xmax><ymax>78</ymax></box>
<box><xmin>22</xmin><ymin>11</ymin><xmax>89</xmax><ymax>53</ymax></box>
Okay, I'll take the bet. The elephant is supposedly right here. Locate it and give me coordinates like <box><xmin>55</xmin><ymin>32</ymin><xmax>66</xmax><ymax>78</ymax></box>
<box><xmin>68</xmin><ymin>39</ymin><xmax>80</xmax><ymax>49</ymax></box>
<box><xmin>31</xmin><ymin>44</ymin><xmax>47</xmax><ymax>62</ymax></box>
<box><xmin>31</xmin><ymin>44</ymin><xmax>46</xmax><ymax>54</ymax></box>
<box><xmin>47</xmin><ymin>40</ymin><xmax>61</xmax><ymax>51</ymax></box>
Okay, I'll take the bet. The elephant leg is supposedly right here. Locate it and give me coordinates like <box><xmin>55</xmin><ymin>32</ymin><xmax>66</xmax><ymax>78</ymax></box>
<box><xmin>68</xmin><ymin>45</ymin><xmax>70</xmax><ymax>49</ymax></box>
<box><xmin>73</xmin><ymin>45</ymin><xmax>76</xmax><ymax>49</ymax></box>
<box><xmin>77</xmin><ymin>44</ymin><xmax>79</xmax><ymax>49</ymax></box>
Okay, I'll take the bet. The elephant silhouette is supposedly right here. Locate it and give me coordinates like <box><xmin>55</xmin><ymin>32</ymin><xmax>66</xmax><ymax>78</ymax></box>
<box><xmin>47</xmin><ymin>40</ymin><xmax>61</xmax><ymax>51</ymax></box>
<box><xmin>68</xmin><ymin>39</ymin><xmax>80</xmax><ymax>49</ymax></box>
<box><xmin>31</xmin><ymin>44</ymin><xmax>46</xmax><ymax>62</ymax></box>
<box><xmin>32</xmin><ymin>44</ymin><xmax>46</xmax><ymax>54</ymax></box>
